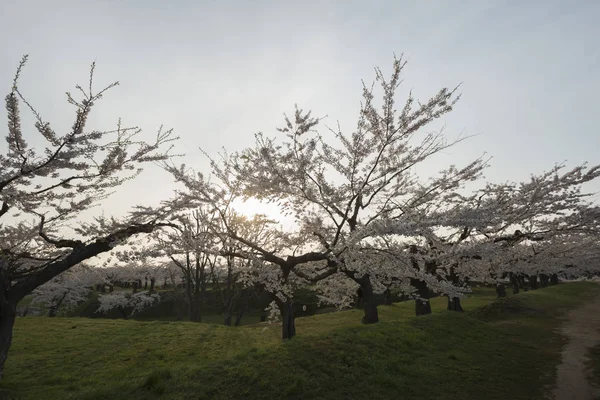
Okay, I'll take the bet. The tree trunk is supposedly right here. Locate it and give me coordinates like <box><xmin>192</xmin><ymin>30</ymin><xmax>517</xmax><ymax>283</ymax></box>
<box><xmin>224</xmin><ymin>314</ymin><xmax>232</xmax><ymax>326</ymax></box>
<box><xmin>234</xmin><ymin>310</ymin><xmax>246</xmax><ymax>327</ymax></box>
<box><xmin>528</xmin><ymin>275</ymin><xmax>538</xmax><ymax>290</ymax></box>
<box><xmin>412</xmin><ymin>279</ymin><xmax>432</xmax><ymax>316</ymax></box>
<box><xmin>0</xmin><ymin>297</ymin><xmax>17</xmax><ymax>380</ymax></box>
<box><xmin>278</xmin><ymin>300</ymin><xmax>296</xmax><ymax>340</ymax></box>
<box><xmin>510</xmin><ymin>274</ymin><xmax>520</xmax><ymax>294</ymax></box>
<box><xmin>355</xmin><ymin>287</ymin><xmax>363</xmax><ymax>309</ymax></box>
<box><xmin>383</xmin><ymin>288</ymin><xmax>393</xmax><ymax>305</ymax></box>
<box><xmin>234</xmin><ymin>290</ymin><xmax>249</xmax><ymax>326</ymax></box>
<box><xmin>360</xmin><ymin>278</ymin><xmax>379</xmax><ymax>324</ymax></box>
<box><xmin>539</xmin><ymin>274</ymin><xmax>549</xmax><ymax>288</ymax></box>
<box><xmin>550</xmin><ymin>274</ymin><xmax>559</xmax><ymax>285</ymax></box>
<box><xmin>519</xmin><ymin>276</ymin><xmax>528</xmax><ymax>291</ymax></box>
<box><xmin>496</xmin><ymin>283</ymin><xmax>507</xmax><ymax>298</ymax></box>
<box><xmin>447</xmin><ymin>296</ymin><xmax>463</xmax><ymax>312</ymax></box>
<box><xmin>150</xmin><ymin>277</ymin><xmax>155</xmax><ymax>292</ymax></box>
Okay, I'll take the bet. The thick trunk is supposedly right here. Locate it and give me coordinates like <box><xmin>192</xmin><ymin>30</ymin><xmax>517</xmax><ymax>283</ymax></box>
<box><xmin>224</xmin><ymin>314</ymin><xmax>232</xmax><ymax>326</ymax></box>
<box><xmin>278</xmin><ymin>300</ymin><xmax>296</xmax><ymax>340</ymax></box>
<box><xmin>0</xmin><ymin>297</ymin><xmax>17</xmax><ymax>380</ymax></box>
<box><xmin>539</xmin><ymin>274</ymin><xmax>549</xmax><ymax>288</ymax></box>
<box><xmin>496</xmin><ymin>283</ymin><xmax>507</xmax><ymax>298</ymax></box>
<box><xmin>150</xmin><ymin>278</ymin><xmax>155</xmax><ymax>292</ymax></box>
<box><xmin>412</xmin><ymin>279</ymin><xmax>432</xmax><ymax>316</ymax></box>
<box><xmin>550</xmin><ymin>274</ymin><xmax>559</xmax><ymax>285</ymax></box>
<box><xmin>528</xmin><ymin>275</ymin><xmax>538</xmax><ymax>290</ymax></box>
<box><xmin>360</xmin><ymin>278</ymin><xmax>379</xmax><ymax>324</ymax></box>
<box><xmin>446</xmin><ymin>296</ymin><xmax>463</xmax><ymax>312</ymax></box>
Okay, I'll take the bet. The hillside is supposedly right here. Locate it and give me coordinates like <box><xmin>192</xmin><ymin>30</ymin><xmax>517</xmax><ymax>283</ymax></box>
<box><xmin>1</xmin><ymin>283</ymin><xmax>599</xmax><ymax>400</ymax></box>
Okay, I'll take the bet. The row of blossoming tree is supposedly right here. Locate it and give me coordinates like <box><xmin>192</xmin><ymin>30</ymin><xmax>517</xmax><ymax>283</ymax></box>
<box><xmin>1</xmin><ymin>54</ymin><xmax>599</xmax><ymax>379</ymax></box>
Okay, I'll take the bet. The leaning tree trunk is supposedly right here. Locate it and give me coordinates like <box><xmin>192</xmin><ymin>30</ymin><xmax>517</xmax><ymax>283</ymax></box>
<box><xmin>359</xmin><ymin>277</ymin><xmax>379</xmax><ymax>324</ymax></box>
<box><xmin>412</xmin><ymin>279</ymin><xmax>432</xmax><ymax>316</ymax></box>
<box><xmin>277</xmin><ymin>300</ymin><xmax>296</xmax><ymax>340</ymax></box>
<box><xmin>0</xmin><ymin>296</ymin><xmax>17</xmax><ymax>380</ymax></box>
<box><xmin>447</xmin><ymin>296</ymin><xmax>463</xmax><ymax>312</ymax></box>
<box><xmin>528</xmin><ymin>275</ymin><xmax>539</xmax><ymax>290</ymax></box>
<box><xmin>539</xmin><ymin>274</ymin><xmax>549</xmax><ymax>288</ymax></box>
<box><xmin>496</xmin><ymin>283</ymin><xmax>507</xmax><ymax>298</ymax></box>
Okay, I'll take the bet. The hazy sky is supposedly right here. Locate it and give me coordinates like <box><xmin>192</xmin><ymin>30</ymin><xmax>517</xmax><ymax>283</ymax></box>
<box><xmin>1</xmin><ymin>0</ymin><xmax>599</xmax><ymax>222</ymax></box>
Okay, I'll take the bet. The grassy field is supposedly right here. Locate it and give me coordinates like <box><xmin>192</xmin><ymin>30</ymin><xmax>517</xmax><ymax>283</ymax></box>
<box><xmin>587</xmin><ymin>342</ymin><xmax>600</xmax><ymax>393</ymax></box>
<box><xmin>1</xmin><ymin>283</ymin><xmax>599</xmax><ymax>399</ymax></box>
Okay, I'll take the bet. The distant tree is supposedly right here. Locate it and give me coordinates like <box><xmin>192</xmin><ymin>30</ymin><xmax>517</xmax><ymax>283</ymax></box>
<box><xmin>0</xmin><ymin>56</ymin><xmax>177</xmax><ymax>379</ymax></box>
<box><xmin>31</xmin><ymin>263</ymin><xmax>100</xmax><ymax>316</ymax></box>
<box><xmin>96</xmin><ymin>290</ymin><xmax>159</xmax><ymax>319</ymax></box>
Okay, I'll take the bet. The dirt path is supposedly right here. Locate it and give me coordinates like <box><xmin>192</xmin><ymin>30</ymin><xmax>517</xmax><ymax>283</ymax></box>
<box><xmin>553</xmin><ymin>294</ymin><xmax>600</xmax><ymax>400</ymax></box>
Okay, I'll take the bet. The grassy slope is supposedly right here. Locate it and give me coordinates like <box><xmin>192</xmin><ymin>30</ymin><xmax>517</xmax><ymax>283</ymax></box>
<box><xmin>1</xmin><ymin>284</ymin><xmax>599</xmax><ymax>400</ymax></box>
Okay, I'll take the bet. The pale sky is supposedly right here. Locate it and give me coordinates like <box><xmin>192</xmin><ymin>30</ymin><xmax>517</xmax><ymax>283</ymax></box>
<box><xmin>1</xmin><ymin>0</ymin><xmax>599</xmax><ymax>224</ymax></box>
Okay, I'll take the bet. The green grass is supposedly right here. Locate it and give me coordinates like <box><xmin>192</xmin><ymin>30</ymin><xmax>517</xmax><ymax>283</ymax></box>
<box><xmin>1</xmin><ymin>283</ymin><xmax>598</xmax><ymax>400</ymax></box>
<box><xmin>587</xmin><ymin>343</ymin><xmax>600</xmax><ymax>393</ymax></box>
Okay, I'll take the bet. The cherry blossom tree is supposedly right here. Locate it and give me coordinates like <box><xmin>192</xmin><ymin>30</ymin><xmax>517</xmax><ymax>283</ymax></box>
<box><xmin>0</xmin><ymin>56</ymin><xmax>178</xmax><ymax>378</ymax></box>
<box><xmin>31</xmin><ymin>263</ymin><xmax>100</xmax><ymax>316</ymax></box>
<box><xmin>96</xmin><ymin>290</ymin><xmax>160</xmax><ymax>319</ymax></box>
<box><xmin>222</xmin><ymin>55</ymin><xmax>487</xmax><ymax>325</ymax></box>
<box><xmin>153</xmin><ymin>208</ymin><xmax>219</xmax><ymax>322</ymax></box>
<box><xmin>430</xmin><ymin>164</ymin><xmax>600</xmax><ymax>297</ymax></box>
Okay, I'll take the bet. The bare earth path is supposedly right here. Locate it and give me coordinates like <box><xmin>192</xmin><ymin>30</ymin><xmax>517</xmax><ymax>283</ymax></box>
<box><xmin>553</xmin><ymin>293</ymin><xmax>600</xmax><ymax>400</ymax></box>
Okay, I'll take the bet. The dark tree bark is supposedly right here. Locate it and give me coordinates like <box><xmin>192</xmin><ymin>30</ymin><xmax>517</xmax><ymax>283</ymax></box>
<box><xmin>276</xmin><ymin>299</ymin><xmax>296</xmax><ymax>340</ymax></box>
<box><xmin>150</xmin><ymin>277</ymin><xmax>156</xmax><ymax>292</ymax></box>
<box><xmin>496</xmin><ymin>283</ymin><xmax>507</xmax><ymax>298</ymax></box>
<box><xmin>358</xmin><ymin>277</ymin><xmax>379</xmax><ymax>324</ymax></box>
<box><xmin>0</xmin><ymin>294</ymin><xmax>17</xmax><ymax>381</ymax></box>
<box><xmin>383</xmin><ymin>288</ymin><xmax>393</xmax><ymax>305</ymax></box>
<box><xmin>447</xmin><ymin>296</ymin><xmax>463</xmax><ymax>312</ymax></box>
<box><xmin>510</xmin><ymin>274</ymin><xmax>520</xmax><ymax>294</ymax></box>
<box><xmin>528</xmin><ymin>275</ymin><xmax>538</xmax><ymax>290</ymax></box>
<box><xmin>47</xmin><ymin>292</ymin><xmax>68</xmax><ymax>317</ymax></box>
<box><xmin>144</xmin><ymin>277</ymin><xmax>148</xmax><ymax>290</ymax></box>
<box><xmin>550</xmin><ymin>274</ymin><xmax>559</xmax><ymax>285</ymax></box>
<box><xmin>355</xmin><ymin>287</ymin><xmax>363</xmax><ymax>309</ymax></box>
<box><xmin>412</xmin><ymin>279</ymin><xmax>432</xmax><ymax>316</ymax></box>
<box><xmin>132</xmin><ymin>281</ymin><xmax>138</xmax><ymax>294</ymax></box>
<box><xmin>234</xmin><ymin>289</ymin><xmax>250</xmax><ymax>327</ymax></box>
<box><xmin>539</xmin><ymin>274</ymin><xmax>549</xmax><ymax>288</ymax></box>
